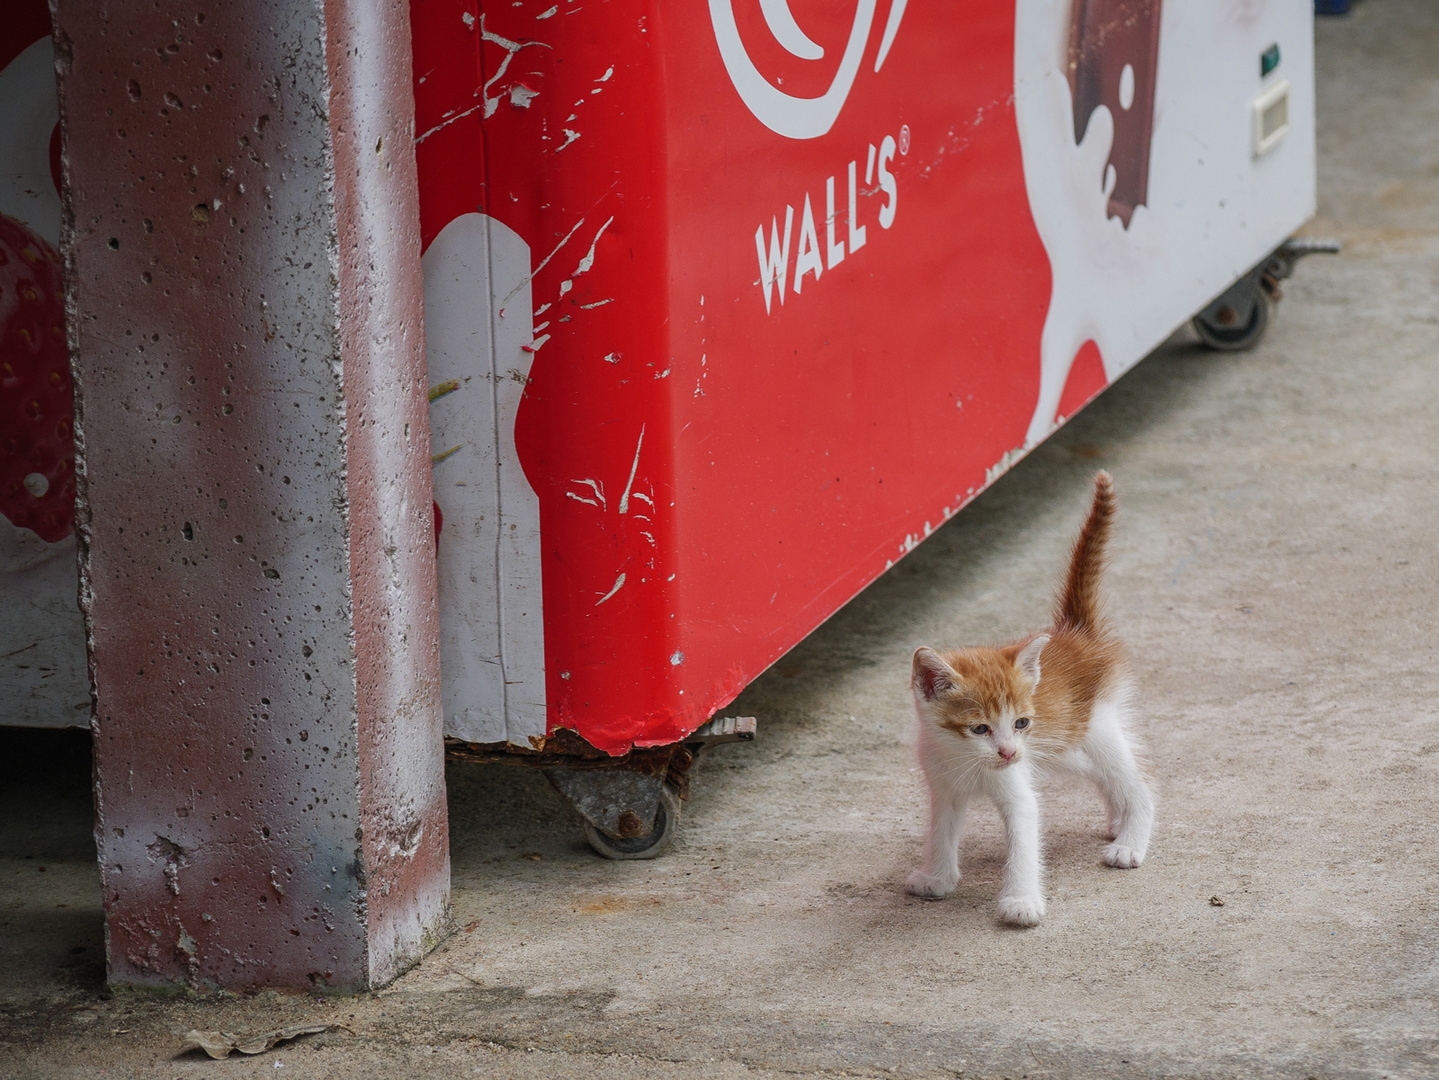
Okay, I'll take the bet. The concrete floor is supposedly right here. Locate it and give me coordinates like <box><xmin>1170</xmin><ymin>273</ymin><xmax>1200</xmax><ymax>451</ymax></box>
<box><xmin>4</xmin><ymin>4</ymin><xmax>1438</xmax><ymax>1077</ymax></box>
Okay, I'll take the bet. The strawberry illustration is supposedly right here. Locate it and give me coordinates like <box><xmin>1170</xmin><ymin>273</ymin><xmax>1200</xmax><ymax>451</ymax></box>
<box><xmin>0</xmin><ymin>212</ymin><xmax>73</xmax><ymax>543</ymax></box>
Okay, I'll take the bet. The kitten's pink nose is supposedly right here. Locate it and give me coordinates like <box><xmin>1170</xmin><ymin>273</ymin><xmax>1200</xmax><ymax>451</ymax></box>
<box><xmin>997</xmin><ymin>746</ymin><xmax>1016</xmax><ymax>761</ymax></box>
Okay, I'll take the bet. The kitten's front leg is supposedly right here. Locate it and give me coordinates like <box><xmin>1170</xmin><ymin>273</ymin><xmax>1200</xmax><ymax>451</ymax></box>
<box><xmin>994</xmin><ymin>769</ymin><xmax>1045</xmax><ymax>927</ymax></box>
<box><xmin>906</xmin><ymin>787</ymin><xmax>967</xmax><ymax>899</ymax></box>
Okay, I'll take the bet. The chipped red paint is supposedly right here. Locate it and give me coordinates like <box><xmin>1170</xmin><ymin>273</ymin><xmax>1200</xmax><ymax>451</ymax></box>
<box><xmin>0</xmin><ymin>214</ymin><xmax>73</xmax><ymax>543</ymax></box>
<box><xmin>55</xmin><ymin>0</ymin><xmax>448</xmax><ymax>991</ymax></box>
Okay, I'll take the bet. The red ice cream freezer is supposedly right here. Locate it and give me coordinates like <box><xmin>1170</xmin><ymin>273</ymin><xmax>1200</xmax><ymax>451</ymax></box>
<box><xmin>2</xmin><ymin>1</ymin><xmax>1320</xmax><ymax>855</ymax></box>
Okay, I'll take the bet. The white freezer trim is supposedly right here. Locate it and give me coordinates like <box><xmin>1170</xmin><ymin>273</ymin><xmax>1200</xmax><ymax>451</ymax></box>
<box><xmin>424</xmin><ymin>213</ymin><xmax>547</xmax><ymax>746</ymax></box>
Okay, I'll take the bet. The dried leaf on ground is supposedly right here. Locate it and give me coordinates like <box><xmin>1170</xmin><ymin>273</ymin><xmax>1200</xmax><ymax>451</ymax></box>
<box><xmin>181</xmin><ymin>1023</ymin><xmax>335</xmax><ymax>1059</ymax></box>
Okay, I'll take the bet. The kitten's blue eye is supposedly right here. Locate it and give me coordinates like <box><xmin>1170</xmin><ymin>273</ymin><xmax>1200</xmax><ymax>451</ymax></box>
<box><xmin>970</xmin><ymin>724</ymin><xmax>990</xmax><ymax>736</ymax></box>
<box><xmin>1015</xmin><ymin>717</ymin><xmax>1031</xmax><ymax>730</ymax></box>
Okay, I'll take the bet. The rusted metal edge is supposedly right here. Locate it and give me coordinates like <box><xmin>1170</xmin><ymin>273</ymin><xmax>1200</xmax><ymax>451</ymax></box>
<box><xmin>443</xmin><ymin>732</ymin><xmax>671</xmax><ymax>776</ymax></box>
<box><xmin>443</xmin><ymin>716</ymin><xmax>757</xmax><ymax>771</ymax></box>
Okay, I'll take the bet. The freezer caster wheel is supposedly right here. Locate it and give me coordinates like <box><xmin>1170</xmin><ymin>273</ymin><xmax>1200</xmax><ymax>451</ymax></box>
<box><xmin>542</xmin><ymin>718</ymin><xmax>754</xmax><ymax>860</ymax></box>
<box><xmin>1192</xmin><ymin>277</ymin><xmax>1271</xmax><ymax>352</ymax></box>
<box><xmin>582</xmin><ymin>783</ymin><xmax>681</xmax><ymax>860</ymax></box>
<box><xmin>1192</xmin><ymin>237</ymin><xmax>1341</xmax><ymax>352</ymax></box>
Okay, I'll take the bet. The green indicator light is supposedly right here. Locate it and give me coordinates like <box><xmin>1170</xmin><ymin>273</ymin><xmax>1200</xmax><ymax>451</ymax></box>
<box><xmin>1261</xmin><ymin>43</ymin><xmax>1281</xmax><ymax>78</ymax></box>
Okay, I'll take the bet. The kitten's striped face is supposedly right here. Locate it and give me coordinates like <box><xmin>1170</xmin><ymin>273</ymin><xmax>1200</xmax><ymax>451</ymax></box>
<box><xmin>912</xmin><ymin>643</ymin><xmax>1045</xmax><ymax>769</ymax></box>
<box><xmin>943</xmin><ymin>707</ymin><xmax>1033</xmax><ymax>768</ymax></box>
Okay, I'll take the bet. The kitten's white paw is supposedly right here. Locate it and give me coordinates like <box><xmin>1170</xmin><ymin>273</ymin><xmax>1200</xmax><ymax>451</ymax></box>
<box><xmin>997</xmin><ymin>894</ymin><xmax>1045</xmax><ymax>927</ymax></box>
<box><xmin>1104</xmin><ymin>842</ymin><xmax>1146</xmax><ymax>868</ymax></box>
<box><xmin>905</xmin><ymin>869</ymin><xmax>957</xmax><ymax>899</ymax></box>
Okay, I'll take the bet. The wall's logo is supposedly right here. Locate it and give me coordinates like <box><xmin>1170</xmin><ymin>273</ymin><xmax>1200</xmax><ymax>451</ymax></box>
<box><xmin>708</xmin><ymin>0</ymin><xmax>909</xmax><ymax>140</ymax></box>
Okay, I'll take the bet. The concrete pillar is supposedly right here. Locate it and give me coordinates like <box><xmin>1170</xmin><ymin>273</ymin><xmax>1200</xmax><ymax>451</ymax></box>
<box><xmin>52</xmin><ymin>0</ymin><xmax>450</xmax><ymax>990</ymax></box>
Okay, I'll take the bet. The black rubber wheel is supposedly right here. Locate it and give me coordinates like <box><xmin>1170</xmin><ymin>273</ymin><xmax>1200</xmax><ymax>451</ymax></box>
<box><xmin>582</xmin><ymin>784</ymin><xmax>681</xmax><ymax>860</ymax></box>
<box><xmin>1192</xmin><ymin>284</ymin><xmax>1272</xmax><ymax>352</ymax></box>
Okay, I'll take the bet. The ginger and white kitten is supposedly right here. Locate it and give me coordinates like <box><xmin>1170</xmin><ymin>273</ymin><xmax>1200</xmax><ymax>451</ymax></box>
<box><xmin>906</xmin><ymin>471</ymin><xmax>1154</xmax><ymax>926</ymax></box>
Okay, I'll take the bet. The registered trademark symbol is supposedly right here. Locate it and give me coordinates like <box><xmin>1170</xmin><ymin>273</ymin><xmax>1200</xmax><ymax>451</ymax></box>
<box><xmin>898</xmin><ymin>125</ymin><xmax>911</xmax><ymax>155</ymax></box>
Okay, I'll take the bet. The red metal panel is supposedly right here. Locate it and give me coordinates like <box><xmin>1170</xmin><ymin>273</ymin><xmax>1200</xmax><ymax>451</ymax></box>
<box><xmin>412</xmin><ymin>2</ymin><xmax>1048</xmax><ymax>754</ymax></box>
<box><xmin>655</xmin><ymin>3</ymin><xmax>1050</xmax><ymax>749</ymax></box>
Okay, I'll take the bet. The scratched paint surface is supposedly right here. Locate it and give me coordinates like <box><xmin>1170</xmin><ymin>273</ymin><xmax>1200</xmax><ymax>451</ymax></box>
<box><xmin>409</xmin><ymin>1</ymin><xmax>1313</xmax><ymax>756</ymax></box>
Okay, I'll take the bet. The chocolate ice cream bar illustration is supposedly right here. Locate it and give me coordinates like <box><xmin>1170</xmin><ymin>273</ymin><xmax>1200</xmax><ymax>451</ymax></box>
<box><xmin>1067</xmin><ymin>0</ymin><xmax>1163</xmax><ymax>227</ymax></box>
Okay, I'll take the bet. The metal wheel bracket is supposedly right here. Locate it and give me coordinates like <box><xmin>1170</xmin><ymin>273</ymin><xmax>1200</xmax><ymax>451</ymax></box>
<box><xmin>542</xmin><ymin>716</ymin><xmax>758</xmax><ymax>858</ymax></box>
<box><xmin>1196</xmin><ymin>270</ymin><xmax>1268</xmax><ymax>336</ymax></box>
<box><xmin>1264</xmin><ymin>235</ymin><xmax>1342</xmax><ymax>285</ymax></box>
<box><xmin>1192</xmin><ymin>235</ymin><xmax>1341</xmax><ymax>352</ymax></box>
<box><xmin>544</xmin><ymin>765</ymin><xmax>667</xmax><ymax>841</ymax></box>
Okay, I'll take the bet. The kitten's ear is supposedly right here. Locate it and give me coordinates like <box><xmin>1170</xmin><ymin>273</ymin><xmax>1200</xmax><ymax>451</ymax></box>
<box><xmin>912</xmin><ymin>647</ymin><xmax>960</xmax><ymax>702</ymax></box>
<box><xmin>1015</xmin><ymin>635</ymin><xmax>1050</xmax><ymax>687</ymax></box>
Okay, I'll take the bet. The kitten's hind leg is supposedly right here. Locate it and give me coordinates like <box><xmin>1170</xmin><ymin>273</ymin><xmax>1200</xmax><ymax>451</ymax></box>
<box><xmin>1081</xmin><ymin>697</ymin><xmax>1155</xmax><ymax>868</ymax></box>
<box><xmin>993</xmin><ymin>768</ymin><xmax>1046</xmax><ymax>926</ymax></box>
<box><xmin>1057</xmin><ymin>747</ymin><xmax>1118</xmax><ymax>839</ymax></box>
<box><xmin>906</xmin><ymin>787</ymin><xmax>969</xmax><ymax>898</ymax></box>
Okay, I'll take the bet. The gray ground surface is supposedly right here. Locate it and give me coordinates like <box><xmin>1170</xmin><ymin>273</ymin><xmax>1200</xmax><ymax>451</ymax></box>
<box><xmin>4</xmin><ymin>4</ymin><xmax>1437</xmax><ymax>1077</ymax></box>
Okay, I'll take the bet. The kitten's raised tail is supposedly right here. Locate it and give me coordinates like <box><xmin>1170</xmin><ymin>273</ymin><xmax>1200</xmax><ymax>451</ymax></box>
<box><xmin>1055</xmin><ymin>471</ymin><xmax>1116</xmax><ymax>633</ymax></box>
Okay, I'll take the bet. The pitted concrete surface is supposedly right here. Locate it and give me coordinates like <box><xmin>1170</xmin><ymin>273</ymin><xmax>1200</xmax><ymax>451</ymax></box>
<box><xmin>51</xmin><ymin>0</ymin><xmax>449</xmax><ymax>990</ymax></box>
<box><xmin>3</xmin><ymin>4</ymin><xmax>1436</xmax><ymax>1077</ymax></box>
